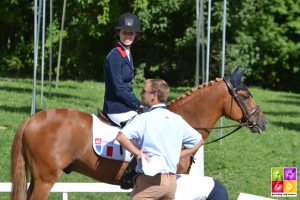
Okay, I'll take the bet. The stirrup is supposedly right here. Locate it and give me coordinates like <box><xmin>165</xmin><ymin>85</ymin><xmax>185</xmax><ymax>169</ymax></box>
<box><xmin>120</xmin><ymin>157</ymin><xmax>137</xmax><ymax>189</ymax></box>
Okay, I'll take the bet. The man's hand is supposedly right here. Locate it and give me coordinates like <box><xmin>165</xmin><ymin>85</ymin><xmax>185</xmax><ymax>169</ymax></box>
<box><xmin>180</xmin><ymin>139</ymin><xmax>205</xmax><ymax>158</ymax></box>
<box><xmin>137</xmin><ymin>151</ymin><xmax>150</xmax><ymax>162</ymax></box>
<box><xmin>116</xmin><ymin>132</ymin><xmax>141</xmax><ymax>158</ymax></box>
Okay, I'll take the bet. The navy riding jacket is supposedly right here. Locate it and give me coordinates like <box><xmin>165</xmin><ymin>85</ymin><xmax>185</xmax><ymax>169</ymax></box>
<box><xmin>103</xmin><ymin>43</ymin><xmax>141</xmax><ymax>114</ymax></box>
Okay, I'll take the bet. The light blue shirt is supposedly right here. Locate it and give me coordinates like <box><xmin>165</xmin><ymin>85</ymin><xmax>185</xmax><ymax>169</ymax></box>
<box><xmin>121</xmin><ymin>104</ymin><xmax>202</xmax><ymax>174</ymax></box>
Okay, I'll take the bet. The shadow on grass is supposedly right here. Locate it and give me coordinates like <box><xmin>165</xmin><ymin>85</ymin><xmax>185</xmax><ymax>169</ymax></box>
<box><xmin>0</xmin><ymin>85</ymin><xmax>33</xmax><ymax>93</ymax></box>
<box><xmin>0</xmin><ymin>105</ymin><xmax>31</xmax><ymax>114</ymax></box>
<box><xmin>264</xmin><ymin>111</ymin><xmax>300</xmax><ymax>117</ymax></box>
<box><xmin>272</xmin><ymin>121</ymin><xmax>300</xmax><ymax>132</ymax></box>
<box><xmin>280</xmin><ymin>94</ymin><xmax>300</xmax><ymax>100</ymax></box>
<box><xmin>0</xmin><ymin>105</ymin><xmax>82</xmax><ymax>115</ymax></box>
<box><xmin>48</xmin><ymin>83</ymin><xmax>83</xmax><ymax>90</ymax></box>
<box><xmin>264</xmin><ymin>99</ymin><xmax>300</xmax><ymax>107</ymax></box>
<box><xmin>1</xmin><ymin>77</ymin><xmax>85</xmax><ymax>90</ymax></box>
<box><xmin>0</xmin><ymin>85</ymin><xmax>82</xmax><ymax>99</ymax></box>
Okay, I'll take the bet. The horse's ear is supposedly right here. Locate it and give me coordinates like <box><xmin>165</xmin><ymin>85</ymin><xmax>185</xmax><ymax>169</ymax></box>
<box><xmin>230</xmin><ymin>67</ymin><xmax>246</xmax><ymax>88</ymax></box>
<box><xmin>239</xmin><ymin>68</ymin><xmax>246</xmax><ymax>77</ymax></box>
<box><xmin>232</xmin><ymin>66</ymin><xmax>240</xmax><ymax>75</ymax></box>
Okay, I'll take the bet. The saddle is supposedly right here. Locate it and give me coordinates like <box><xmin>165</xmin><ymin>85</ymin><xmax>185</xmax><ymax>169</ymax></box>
<box><xmin>96</xmin><ymin>108</ymin><xmax>112</xmax><ymax>125</ymax></box>
<box><xmin>96</xmin><ymin>108</ymin><xmax>137</xmax><ymax>189</ymax></box>
<box><xmin>97</xmin><ymin>108</ymin><xmax>130</xmax><ymax>127</ymax></box>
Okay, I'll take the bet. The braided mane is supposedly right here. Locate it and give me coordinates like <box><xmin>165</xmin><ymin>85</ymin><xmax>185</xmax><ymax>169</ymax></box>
<box><xmin>167</xmin><ymin>77</ymin><xmax>223</xmax><ymax>107</ymax></box>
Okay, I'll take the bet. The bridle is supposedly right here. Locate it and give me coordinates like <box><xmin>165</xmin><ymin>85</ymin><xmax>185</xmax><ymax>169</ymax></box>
<box><xmin>188</xmin><ymin>77</ymin><xmax>262</xmax><ymax>170</ymax></box>
<box><xmin>224</xmin><ymin>77</ymin><xmax>260</xmax><ymax>127</ymax></box>
<box><xmin>193</xmin><ymin>77</ymin><xmax>261</xmax><ymax>145</ymax></box>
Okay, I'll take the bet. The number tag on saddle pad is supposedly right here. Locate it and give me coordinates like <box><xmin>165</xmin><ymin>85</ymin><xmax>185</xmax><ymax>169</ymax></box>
<box><xmin>92</xmin><ymin>114</ymin><xmax>133</xmax><ymax>162</ymax></box>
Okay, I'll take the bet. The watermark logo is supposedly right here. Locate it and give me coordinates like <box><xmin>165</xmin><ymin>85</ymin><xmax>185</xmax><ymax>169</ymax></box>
<box><xmin>271</xmin><ymin>167</ymin><xmax>297</xmax><ymax>197</ymax></box>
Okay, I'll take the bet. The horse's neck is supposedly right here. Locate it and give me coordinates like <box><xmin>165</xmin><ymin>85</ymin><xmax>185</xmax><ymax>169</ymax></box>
<box><xmin>168</xmin><ymin>80</ymin><xmax>227</xmax><ymax>139</ymax></box>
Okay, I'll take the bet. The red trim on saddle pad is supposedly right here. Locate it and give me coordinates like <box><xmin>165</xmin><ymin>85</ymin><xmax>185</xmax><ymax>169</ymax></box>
<box><xmin>106</xmin><ymin>146</ymin><xmax>113</xmax><ymax>157</ymax></box>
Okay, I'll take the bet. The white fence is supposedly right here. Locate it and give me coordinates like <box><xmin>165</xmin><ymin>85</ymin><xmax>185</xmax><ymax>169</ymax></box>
<box><xmin>0</xmin><ymin>182</ymin><xmax>276</xmax><ymax>200</ymax></box>
<box><xmin>0</xmin><ymin>182</ymin><xmax>131</xmax><ymax>200</ymax></box>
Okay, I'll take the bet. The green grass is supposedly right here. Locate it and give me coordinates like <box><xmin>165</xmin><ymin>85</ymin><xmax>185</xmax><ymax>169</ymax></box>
<box><xmin>0</xmin><ymin>77</ymin><xmax>299</xmax><ymax>200</ymax></box>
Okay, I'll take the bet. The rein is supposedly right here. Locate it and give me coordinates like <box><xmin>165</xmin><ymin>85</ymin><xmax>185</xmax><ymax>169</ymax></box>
<box><xmin>194</xmin><ymin>122</ymin><xmax>247</xmax><ymax>144</ymax></box>
<box><xmin>203</xmin><ymin>123</ymin><xmax>244</xmax><ymax>144</ymax></box>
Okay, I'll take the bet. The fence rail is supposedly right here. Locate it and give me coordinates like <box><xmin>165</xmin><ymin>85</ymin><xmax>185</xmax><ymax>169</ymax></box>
<box><xmin>0</xmin><ymin>182</ymin><xmax>131</xmax><ymax>200</ymax></box>
<box><xmin>0</xmin><ymin>182</ymin><xmax>276</xmax><ymax>200</ymax></box>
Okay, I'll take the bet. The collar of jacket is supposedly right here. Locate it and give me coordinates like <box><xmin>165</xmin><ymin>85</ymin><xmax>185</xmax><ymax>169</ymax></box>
<box><xmin>116</xmin><ymin>43</ymin><xmax>127</xmax><ymax>58</ymax></box>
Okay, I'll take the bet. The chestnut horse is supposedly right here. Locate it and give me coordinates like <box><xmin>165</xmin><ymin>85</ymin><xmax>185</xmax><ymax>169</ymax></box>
<box><xmin>11</xmin><ymin>69</ymin><xmax>267</xmax><ymax>199</ymax></box>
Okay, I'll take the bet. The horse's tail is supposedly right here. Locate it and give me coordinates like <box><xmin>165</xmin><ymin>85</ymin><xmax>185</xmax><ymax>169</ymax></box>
<box><xmin>11</xmin><ymin>117</ymin><xmax>31</xmax><ymax>200</ymax></box>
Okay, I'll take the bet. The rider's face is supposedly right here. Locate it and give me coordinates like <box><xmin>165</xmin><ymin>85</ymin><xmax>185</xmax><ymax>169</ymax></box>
<box><xmin>119</xmin><ymin>29</ymin><xmax>137</xmax><ymax>47</ymax></box>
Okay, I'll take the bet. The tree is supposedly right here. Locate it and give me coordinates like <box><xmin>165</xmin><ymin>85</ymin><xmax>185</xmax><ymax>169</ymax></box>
<box><xmin>0</xmin><ymin>0</ymin><xmax>299</xmax><ymax>91</ymax></box>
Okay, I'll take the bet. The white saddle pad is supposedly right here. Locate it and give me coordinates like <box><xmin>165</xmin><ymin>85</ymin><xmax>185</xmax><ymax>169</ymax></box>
<box><xmin>92</xmin><ymin>114</ymin><xmax>132</xmax><ymax>162</ymax></box>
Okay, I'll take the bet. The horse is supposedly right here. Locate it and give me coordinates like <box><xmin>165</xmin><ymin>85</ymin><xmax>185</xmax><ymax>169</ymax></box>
<box><xmin>11</xmin><ymin>68</ymin><xmax>267</xmax><ymax>199</ymax></box>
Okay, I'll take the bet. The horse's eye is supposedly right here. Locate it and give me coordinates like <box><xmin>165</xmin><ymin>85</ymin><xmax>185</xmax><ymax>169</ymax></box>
<box><xmin>237</xmin><ymin>90</ymin><xmax>250</xmax><ymax>99</ymax></box>
<box><xmin>244</xmin><ymin>91</ymin><xmax>253</xmax><ymax>99</ymax></box>
<box><xmin>243</xmin><ymin>93</ymin><xmax>250</xmax><ymax>99</ymax></box>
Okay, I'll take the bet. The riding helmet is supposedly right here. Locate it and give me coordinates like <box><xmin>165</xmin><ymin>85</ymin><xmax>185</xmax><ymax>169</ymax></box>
<box><xmin>115</xmin><ymin>13</ymin><xmax>141</xmax><ymax>32</ymax></box>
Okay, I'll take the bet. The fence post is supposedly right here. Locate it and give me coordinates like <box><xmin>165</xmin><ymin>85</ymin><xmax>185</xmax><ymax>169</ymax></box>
<box><xmin>62</xmin><ymin>192</ymin><xmax>68</xmax><ymax>200</ymax></box>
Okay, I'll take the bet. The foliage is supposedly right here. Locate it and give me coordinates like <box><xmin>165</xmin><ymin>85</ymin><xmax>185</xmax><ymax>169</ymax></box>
<box><xmin>0</xmin><ymin>0</ymin><xmax>33</xmax><ymax>76</ymax></box>
<box><xmin>0</xmin><ymin>0</ymin><xmax>299</xmax><ymax>91</ymax></box>
<box><xmin>225</xmin><ymin>0</ymin><xmax>300</xmax><ymax>91</ymax></box>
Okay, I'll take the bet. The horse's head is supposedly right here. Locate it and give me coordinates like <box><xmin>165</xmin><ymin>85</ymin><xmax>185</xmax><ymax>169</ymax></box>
<box><xmin>223</xmin><ymin>68</ymin><xmax>267</xmax><ymax>133</ymax></box>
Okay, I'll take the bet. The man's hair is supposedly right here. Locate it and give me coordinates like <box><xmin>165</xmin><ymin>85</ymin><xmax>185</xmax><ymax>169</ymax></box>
<box><xmin>146</xmin><ymin>79</ymin><xmax>169</xmax><ymax>103</ymax></box>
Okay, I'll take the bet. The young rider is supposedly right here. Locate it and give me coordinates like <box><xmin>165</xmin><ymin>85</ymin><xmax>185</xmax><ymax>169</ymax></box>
<box><xmin>103</xmin><ymin>13</ymin><xmax>144</xmax><ymax>127</ymax></box>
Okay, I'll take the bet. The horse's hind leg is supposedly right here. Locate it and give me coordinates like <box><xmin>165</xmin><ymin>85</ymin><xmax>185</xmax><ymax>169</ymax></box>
<box><xmin>27</xmin><ymin>179</ymin><xmax>56</xmax><ymax>200</ymax></box>
<box><xmin>27</xmin><ymin>163</ymin><xmax>63</xmax><ymax>200</ymax></box>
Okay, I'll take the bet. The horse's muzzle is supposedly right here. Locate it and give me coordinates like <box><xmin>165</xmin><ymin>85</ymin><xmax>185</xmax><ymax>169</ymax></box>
<box><xmin>249</xmin><ymin>114</ymin><xmax>268</xmax><ymax>133</ymax></box>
